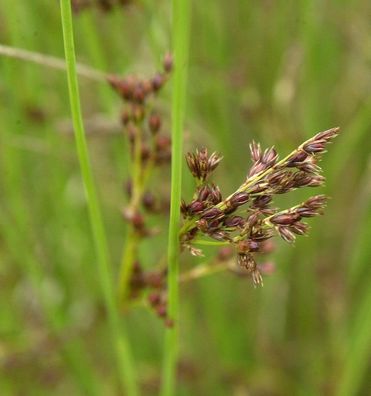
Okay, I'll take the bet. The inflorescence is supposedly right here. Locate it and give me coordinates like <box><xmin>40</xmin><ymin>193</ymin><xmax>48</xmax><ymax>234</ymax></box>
<box><xmin>181</xmin><ymin>127</ymin><xmax>340</xmax><ymax>286</ymax></box>
<box><xmin>108</xmin><ymin>52</ymin><xmax>339</xmax><ymax>322</ymax></box>
<box><xmin>108</xmin><ymin>54</ymin><xmax>174</xmax><ymax>325</ymax></box>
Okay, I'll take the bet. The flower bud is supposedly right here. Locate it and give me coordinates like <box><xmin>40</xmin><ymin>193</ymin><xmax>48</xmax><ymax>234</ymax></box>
<box><xmin>303</xmin><ymin>142</ymin><xmax>326</xmax><ymax>154</ymax></box>
<box><xmin>304</xmin><ymin>195</ymin><xmax>327</xmax><ymax>209</ymax></box>
<box><xmin>201</xmin><ymin>207</ymin><xmax>223</xmax><ymax>220</ymax></box>
<box><xmin>148</xmin><ymin>292</ymin><xmax>161</xmax><ymax>306</ymax></box>
<box><xmin>224</xmin><ymin>216</ymin><xmax>245</xmax><ymax>228</ymax></box>
<box><xmin>270</xmin><ymin>213</ymin><xmax>299</xmax><ymax>225</ymax></box>
<box><xmin>277</xmin><ymin>226</ymin><xmax>295</xmax><ymax>243</ymax></box>
<box><xmin>151</xmin><ymin>73</ymin><xmax>165</xmax><ymax>91</ymax></box>
<box><xmin>287</xmin><ymin>150</ymin><xmax>308</xmax><ymax>166</ymax></box>
<box><xmin>163</xmin><ymin>52</ymin><xmax>173</xmax><ymax>73</ymax></box>
<box><xmin>149</xmin><ymin>113</ymin><xmax>161</xmax><ymax>134</ymax></box>
<box><xmin>230</xmin><ymin>192</ymin><xmax>249</xmax><ymax>206</ymax></box>
<box><xmin>188</xmin><ymin>200</ymin><xmax>205</xmax><ymax>215</ymax></box>
<box><xmin>197</xmin><ymin>185</ymin><xmax>211</xmax><ymax>201</ymax></box>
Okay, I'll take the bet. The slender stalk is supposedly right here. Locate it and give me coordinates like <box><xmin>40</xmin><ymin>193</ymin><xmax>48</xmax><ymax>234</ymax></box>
<box><xmin>59</xmin><ymin>2</ymin><xmax>138</xmax><ymax>395</ymax></box>
<box><xmin>0</xmin><ymin>43</ymin><xmax>106</xmax><ymax>81</ymax></box>
<box><xmin>0</xmin><ymin>4</ymin><xmax>101</xmax><ymax>391</ymax></box>
<box><xmin>118</xmin><ymin>124</ymin><xmax>145</xmax><ymax>304</ymax></box>
<box><xmin>118</xmin><ymin>227</ymin><xmax>139</xmax><ymax>303</ymax></box>
<box><xmin>160</xmin><ymin>0</ymin><xmax>191</xmax><ymax>394</ymax></box>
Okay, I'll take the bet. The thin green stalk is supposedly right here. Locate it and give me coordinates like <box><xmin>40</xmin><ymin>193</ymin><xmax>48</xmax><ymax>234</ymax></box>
<box><xmin>161</xmin><ymin>0</ymin><xmax>191</xmax><ymax>395</ymax></box>
<box><xmin>0</xmin><ymin>4</ymin><xmax>101</xmax><ymax>392</ymax></box>
<box><xmin>118</xmin><ymin>116</ymin><xmax>157</xmax><ymax>304</ymax></box>
<box><xmin>59</xmin><ymin>1</ymin><xmax>138</xmax><ymax>395</ymax></box>
<box><xmin>118</xmin><ymin>228</ymin><xmax>139</xmax><ymax>303</ymax></box>
<box><xmin>118</xmin><ymin>125</ymin><xmax>143</xmax><ymax>303</ymax></box>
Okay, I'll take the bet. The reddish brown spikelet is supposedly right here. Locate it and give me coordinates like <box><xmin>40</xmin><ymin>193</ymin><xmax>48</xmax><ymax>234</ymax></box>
<box><xmin>163</xmin><ymin>53</ymin><xmax>173</xmax><ymax>73</ymax></box>
<box><xmin>181</xmin><ymin>127</ymin><xmax>340</xmax><ymax>287</ymax></box>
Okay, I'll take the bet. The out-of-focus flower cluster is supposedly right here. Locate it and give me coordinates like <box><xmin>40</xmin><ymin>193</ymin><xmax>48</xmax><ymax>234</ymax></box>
<box><xmin>109</xmin><ymin>54</ymin><xmax>174</xmax><ymax>325</ymax></box>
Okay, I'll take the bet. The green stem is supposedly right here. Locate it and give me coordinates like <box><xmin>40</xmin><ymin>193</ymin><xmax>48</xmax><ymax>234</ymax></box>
<box><xmin>191</xmin><ymin>239</ymin><xmax>230</xmax><ymax>246</ymax></box>
<box><xmin>118</xmin><ymin>124</ymin><xmax>145</xmax><ymax>304</ymax></box>
<box><xmin>161</xmin><ymin>0</ymin><xmax>191</xmax><ymax>394</ymax></box>
<box><xmin>132</xmin><ymin>125</ymin><xmax>144</xmax><ymax>208</ymax></box>
<box><xmin>118</xmin><ymin>227</ymin><xmax>139</xmax><ymax>303</ymax></box>
<box><xmin>59</xmin><ymin>2</ymin><xmax>138</xmax><ymax>395</ymax></box>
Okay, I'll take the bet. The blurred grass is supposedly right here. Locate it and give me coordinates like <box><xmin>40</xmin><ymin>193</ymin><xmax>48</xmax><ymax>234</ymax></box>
<box><xmin>59</xmin><ymin>1</ymin><xmax>138</xmax><ymax>394</ymax></box>
<box><xmin>161</xmin><ymin>0</ymin><xmax>190</xmax><ymax>394</ymax></box>
<box><xmin>0</xmin><ymin>0</ymin><xmax>370</xmax><ymax>395</ymax></box>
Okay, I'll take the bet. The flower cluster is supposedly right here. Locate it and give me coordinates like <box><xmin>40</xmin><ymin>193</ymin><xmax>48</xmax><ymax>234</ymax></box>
<box><xmin>108</xmin><ymin>54</ymin><xmax>173</xmax><ymax>234</ymax></box>
<box><xmin>108</xmin><ymin>54</ymin><xmax>173</xmax><ymax>325</ymax></box>
<box><xmin>181</xmin><ymin>127</ymin><xmax>340</xmax><ymax>286</ymax></box>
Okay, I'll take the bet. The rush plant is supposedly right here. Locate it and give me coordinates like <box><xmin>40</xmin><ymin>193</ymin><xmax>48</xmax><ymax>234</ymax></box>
<box><xmin>180</xmin><ymin>127</ymin><xmax>340</xmax><ymax>286</ymax></box>
<box><xmin>60</xmin><ymin>1</ymin><xmax>340</xmax><ymax>395</ymax></box>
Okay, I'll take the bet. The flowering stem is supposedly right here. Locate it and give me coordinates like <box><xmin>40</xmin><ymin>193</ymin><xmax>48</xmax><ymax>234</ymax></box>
<box><xmin>59</xmin><ymin>1</ymin><xmax>138</xmax><ymax>395</ymax></box>
<box><xmin>179</xmin><ymin>136</ymin><xmax>325</xmax><ymax>237</ymax></box>
<box><xmin>118</xmin><ymin>125</ymin><xmax>143</xmax><ymax>304</ymax></box>
<box><xmin>118</xmin><ymin>121</ymin><xmax>157</xmax><ymax>304</ymax></box>
<box><xmin>161</xmin><ymin>0</ymin><xmax>191</xmax><ymax>394</ymax></box>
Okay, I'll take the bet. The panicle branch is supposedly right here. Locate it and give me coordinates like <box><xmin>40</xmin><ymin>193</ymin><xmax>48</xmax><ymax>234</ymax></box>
<box><xmin>181</xmin><ymin>127</ymin><xmax>340</xmax><ymax>286</ymax></box>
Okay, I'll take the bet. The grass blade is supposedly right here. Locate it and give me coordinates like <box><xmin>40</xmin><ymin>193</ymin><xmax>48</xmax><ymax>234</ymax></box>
<box><xmin>160</xmin><ymin>0</ymin><xmax>191</xmax><ymax>395</ymax></box>
<box><xmin>59</xmin><ymin>1</ymin><xmax>138</xmax><ymax>394</ymax></box>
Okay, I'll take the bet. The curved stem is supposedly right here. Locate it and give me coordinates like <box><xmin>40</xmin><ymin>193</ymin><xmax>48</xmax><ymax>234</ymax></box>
<box><xmin>59</xmin><ymin>2</ymin><xmax>138</xmax><ymax>395</ymax></box>
<box><xmin>0</xmin><ymin>43</ymin><xmax>106</xmax><ymax>81</ymax></box>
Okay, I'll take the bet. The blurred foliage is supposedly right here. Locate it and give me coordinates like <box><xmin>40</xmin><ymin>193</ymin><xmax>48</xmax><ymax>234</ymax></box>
<box><xmin>0</xmin><ymin>0</ymin><xmax>370</xmax><ymax>395</ymax></box>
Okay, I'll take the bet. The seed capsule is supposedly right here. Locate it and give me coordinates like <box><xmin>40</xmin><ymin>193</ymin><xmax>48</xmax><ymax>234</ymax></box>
<box><xmin>149</xmin><ymin>113</ymin><xmax>161</xmax><ymax>134</ymax></box>
<box><xmin>163</xmin><ymin>53</ymin><xmax>173</xmax><ymax>73</ymax></box>
<box><xmin>197</xmin><ymin>185</ymin><xmax>211</xmax><ymax>201</ymax></box>
<box><xmin>224</xmin><ymin>216</ymin><xmax>245</xmax><ymax>228</ymax></box>
<box><xmin>188</xmin><ymin>200</ymin><xmax>205</xmax><ymax>215</ymax></box>
<box><xmin>313</xmin><ymin>127</ymin><xmax>340</xmax><ymax>142</ymax></box>
<box><xmin>201</xmin><ymin>207</ymin><xmax>223</xmax><ymax>220</ymax></box>
<box><xmin>151</xmin><ymin>73</ymin><xmax>165</xmax><ymax>91</ymax></box>
<box><xmin>287</xmin><ymin>150</ymin><xmax>308</xmax><ymax>166</ymax></box>
<box><xmin>253</xmin><ymin>195</ymin><xmax>272</xmax><ymax>208</ymax></box>
<box><xmin>262</xmin><ymin>147</ymin><xmax>278</xmax><ymax>165</ymax></box>
<box><xmin>230</xmin><ymin>192</ymin><xmax>249</xmax><ymax>206</ymax></box>
<box><xmin>289</xmin><ymin>222</ymin><xmax>309</xmax><ymax>235</ymax></box>
<box><xmin>249</xmin><ymin>141</ymin><xmax>262</xmax><ymax>162</ymax></box>
<box><xmin>270</xmin><ymin>213</ymin><xmax>298</xmax><ymax>225</ymax></box>
<box><xmin>148</xmin><ymin>292</ymin><xmax>161</xmax><ymax>306</ymax></box>
<box><xmin>296</xmin><ymin>208</ymin><xmax>318</xmax><ymax>217</ymax></box>
<box><xmin>304</xmin><ymin>195</ymin><xmax>327</xmax><ymax>209</ymax></box>
<box><xmin>277</xmin><ymin>226</ymin><xmax>296</xmax><ymax>243</ymax></box>
<box><xmin>303</xmin><ymin>142</ymin><xmax>326</xmax><ymax>154</ymax></box>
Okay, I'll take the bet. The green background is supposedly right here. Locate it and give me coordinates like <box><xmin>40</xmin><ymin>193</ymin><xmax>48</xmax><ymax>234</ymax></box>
<box><xmin>0</xmin><ymin>1</ymin><xmax>370</xmax><ymax>395</ymax></box>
